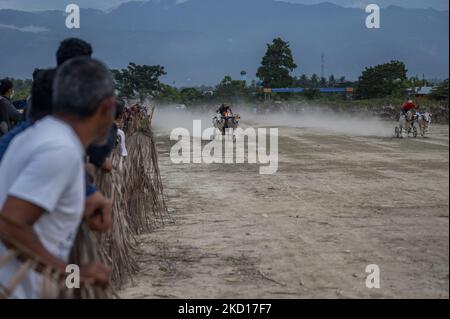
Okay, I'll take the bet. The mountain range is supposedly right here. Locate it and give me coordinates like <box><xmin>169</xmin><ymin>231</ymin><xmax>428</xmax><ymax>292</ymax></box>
<box><xmin>0</xmin><ymin>0</ymin><xmax>448</xmax><ymax>11</ymax></box>
<box><xmin>0</xmin><ymin>0</ymin><xmax>448</xmax><ymax>86</ymax></box>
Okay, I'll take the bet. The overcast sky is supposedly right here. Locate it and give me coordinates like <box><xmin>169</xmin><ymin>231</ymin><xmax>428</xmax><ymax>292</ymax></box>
<box><xmin>0</xmin><ymin>0</ymin><xmax>448</xmax><ymax>11</ymax></box>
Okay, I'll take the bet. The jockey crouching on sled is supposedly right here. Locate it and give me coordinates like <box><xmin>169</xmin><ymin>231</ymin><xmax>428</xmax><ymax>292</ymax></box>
<box><xmin>215</xmin><ymin>104</ymin><xmax>234</xmax><ymax>135</ymax></box>
<box><xmin>400</xmin><ymin>99</ymin><xmax>418</xmax><ymax>129</ymax></box>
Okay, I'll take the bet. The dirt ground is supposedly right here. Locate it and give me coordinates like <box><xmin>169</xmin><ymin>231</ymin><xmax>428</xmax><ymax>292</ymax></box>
<box><xmin>119</xmin><ymin>119</ymin><xmax>449</xmax><ymax>299</ymax></box>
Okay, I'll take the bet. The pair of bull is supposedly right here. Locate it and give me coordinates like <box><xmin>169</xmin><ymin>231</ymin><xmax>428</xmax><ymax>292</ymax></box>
<box><xmin>395</xmin><ymin>111</ymin><xmax>432</xmax><ymax>138</ymax></box>
<box><xmin>212</xmin><ymin>113</ymin><xmax>241</xmax><ymax>137</ymax></box>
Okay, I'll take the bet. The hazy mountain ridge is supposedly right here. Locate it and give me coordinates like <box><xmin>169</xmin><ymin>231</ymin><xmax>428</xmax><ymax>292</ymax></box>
<box><xmin>0</xmin><ymin>0</ymin><xmax>448</xmax><ymax>85</ymax></box>
<box><xmin>1</xmin><ymin>0</ymin><xmax>448</xmax><ymax>11</ymax></box>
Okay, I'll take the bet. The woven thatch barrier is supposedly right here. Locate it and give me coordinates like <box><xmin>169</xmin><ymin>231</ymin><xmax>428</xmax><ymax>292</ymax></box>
<box><xmin>88</xmin><ymin>105</ymin><xmax>168</xmax><ymax>290</ymax></box>
<box><xmin>88</xmin><ymin>152</ymin><xmax>140</xmax><ymax>289</ymax></box>
<box><xmin>0</xmin><ymin>214</ymin><xmax>113</xmax><ymax>299</ymax></box>
<box><xmin>124</xmin><ymin>106</ymin><xmax>168</xmax><ymax>233</ymax></box>
<box><xmin>125</xmin><ymin>132</ymin><xmax>167</xmax><ymax>233</ymax></box>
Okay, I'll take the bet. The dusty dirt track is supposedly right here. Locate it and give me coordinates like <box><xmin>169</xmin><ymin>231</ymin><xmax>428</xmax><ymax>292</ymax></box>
<box><xmin>120</xmin><ymin>119</ymin><xmax>449</xmax><ymax>299</ymax></box>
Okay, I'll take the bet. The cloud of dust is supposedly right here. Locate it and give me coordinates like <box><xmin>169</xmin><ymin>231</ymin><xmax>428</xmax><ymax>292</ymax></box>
<box><xmin>152</xmin><ymin>106</ymin><xmax>215</xmax><ymax>134</ymax></box>
<box><xmin>241</xmin><ymin>110</ymin><xmax>393</xmax><ymax>137</ymax></box>
<box><xmin>152</xmin><ymin>104</ymin><xmax>393</xmax><ymax>137</ymax></box>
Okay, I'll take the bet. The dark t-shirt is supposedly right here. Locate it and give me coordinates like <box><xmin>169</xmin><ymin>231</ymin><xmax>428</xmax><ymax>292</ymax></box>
<box><xmin>217</xmin><ymin>105</ymin><xmax>232</xmax><ymax>116</ymax></box>
<box><xmin>0</xmin><ymin>96</ymin><xmax>22</xmax><ymax>134</ymax></box>
<box><xmin>87</xmin><ymin>124</ymin><xmax>117</xmax><ymax>168</ymax></box>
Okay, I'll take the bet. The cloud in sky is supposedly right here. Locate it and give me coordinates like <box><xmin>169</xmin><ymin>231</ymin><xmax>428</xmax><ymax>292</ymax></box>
<box><xmin>0</xmin><ymin>23</ymin><xmax>48</xmax><ymax>32</ymax></box>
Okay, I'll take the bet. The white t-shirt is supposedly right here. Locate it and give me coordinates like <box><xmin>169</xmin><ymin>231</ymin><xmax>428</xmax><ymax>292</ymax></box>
<box><xmin>0</xmin><ymin>116</ymin><xmax>85</xmax><ymax>299</ymax></box>
<box><xmin>117</xmin><ymin>128</ymin><xmax>128</xmax><ymax>157</ymax></box>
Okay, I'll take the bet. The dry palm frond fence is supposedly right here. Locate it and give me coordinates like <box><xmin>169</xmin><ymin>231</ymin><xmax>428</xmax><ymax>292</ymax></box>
<box><xmin>82</xmin><ymin>104</ymin><xmax>168</xmax><ymax>291</ymax></box>
<box><xmin>0</xmin><ymin>214</ymin><xmax>114</xmax><ymax>299</ymax></box>
<box><xmin>0</xmin><ymin>104</ymin><xmax>168</xmax><ymax>298</ymax></box>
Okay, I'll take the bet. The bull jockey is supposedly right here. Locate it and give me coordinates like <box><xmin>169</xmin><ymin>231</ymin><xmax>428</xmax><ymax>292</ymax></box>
<box><xmin>401</xmin><ymin>99</ymin><xmax>418</xmax><ymax>128</ymax></box>
<box><xmin>401</xmin><ymin>99</ymin><xmax>417</xmax><ymax>115</ymax></box>
<box><xmin>217</xmin><ymin>104</ymin><xmax>233</xmax><ymax>117</ymax></box>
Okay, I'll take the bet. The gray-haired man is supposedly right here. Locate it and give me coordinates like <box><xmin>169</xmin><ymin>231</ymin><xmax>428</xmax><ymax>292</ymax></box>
<box><xmin>0</xmin><ymin>57</ymin><xmax>115</xmax><ymax>298</ymax></box>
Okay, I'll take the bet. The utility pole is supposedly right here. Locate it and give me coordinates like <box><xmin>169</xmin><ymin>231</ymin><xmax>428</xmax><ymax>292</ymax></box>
<box><xmin>240</xmin><ymin>70</ymin><xmax>247</xmax><ymax>84</ymax></box>
<box><xmin>321</xmin><ymin>53</ymin><xmax>325</xmax><ymax>80</ymax></box>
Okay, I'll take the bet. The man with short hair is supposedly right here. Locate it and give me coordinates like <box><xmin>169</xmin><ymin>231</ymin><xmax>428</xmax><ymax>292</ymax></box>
<box><xmin>87</xmin><ymin>99</ymin><xmax>125</xmax><ymax>172</ymax></box>
<box><xmin>55</xmin><ymin>38</ymin><xmax>112</xmax><ymax>195</ymax></box>
<box><xmin>0</xmin><ymin>79</ymin><xmax>22</xmax><ymax>135</ymax></box>
<box><xmin>56</xmin><ymin>38</ymin><xmax>93</xmax><ymax>67</ymax></box>
<box><xmin>0</xmin><ymin>69</ymin><xmax>55</xmax><ymax>160</ymax></box>
<box><xmin>0</xmin><ymin>57</ymin><xmax>115</xmax><ymax>298</ymax></box>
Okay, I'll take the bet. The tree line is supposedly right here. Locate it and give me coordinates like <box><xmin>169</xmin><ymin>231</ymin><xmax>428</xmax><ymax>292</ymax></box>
<box><xmin>5</xmin><ymin>37</ymin><xmax>449</xmax><ymax>104</ymax></box>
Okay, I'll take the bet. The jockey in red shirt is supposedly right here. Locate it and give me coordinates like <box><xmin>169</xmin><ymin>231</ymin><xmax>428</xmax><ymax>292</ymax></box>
<box><xmin>401</xmin><ymin>99</ymin><xmax>418</xmax><ymax>128</ymax></box>
<box><xmin>401</xmin><ymin>100</ymin><xmax>417</xmax><ymax>114</ymax></box>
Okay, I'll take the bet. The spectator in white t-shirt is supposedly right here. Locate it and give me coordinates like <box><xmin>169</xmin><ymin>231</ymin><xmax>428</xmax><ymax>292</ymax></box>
<box><xmin>117</xmin><ymin>128</ymin><xmax>128</xmax><ymax>157</ymax></box>
<box><xmin>0</xmin><ymin>57</ymin><xmax>116</xmax><ymax>298</ymax></box>
<box><xmin>115</xmin><ymin>98</ymin><xmax>128</xmax><ymax>158</ymax></box>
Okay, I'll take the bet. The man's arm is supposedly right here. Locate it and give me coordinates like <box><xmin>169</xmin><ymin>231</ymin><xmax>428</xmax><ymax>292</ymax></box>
<box><xmin>84</xmin><ymin>191</ymin><xmax>112</xmax><ymax>233</ymax></box>
<box><xmin>101</xmin><ymin>157</ymin><xmax>113</xmax><ymax>172</ymax></box>
<box><xmin>0</xmin><ymin>102</ymin><xmax>9</xmax><ymax>132</ymax></box>
<box><xmin>0</xmin><ymin>196</ymin><xmax>111</xmax><ymax>285</ymax></box>
<box><xmin>0</xmin><ymin>196</ymin><xmax>67</xmax><ymax>272</ymax></box>
<box><xmin>85</xmin><ymin>175</ymin><xmax>111</xmax><ymax>233</ymax></box>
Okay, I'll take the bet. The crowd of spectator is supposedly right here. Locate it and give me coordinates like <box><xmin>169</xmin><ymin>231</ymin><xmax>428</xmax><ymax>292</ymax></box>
<box><xmin>0</xmin><ymin>38</ymin><xmax>129</xmax><ymax>298</ymax></box>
